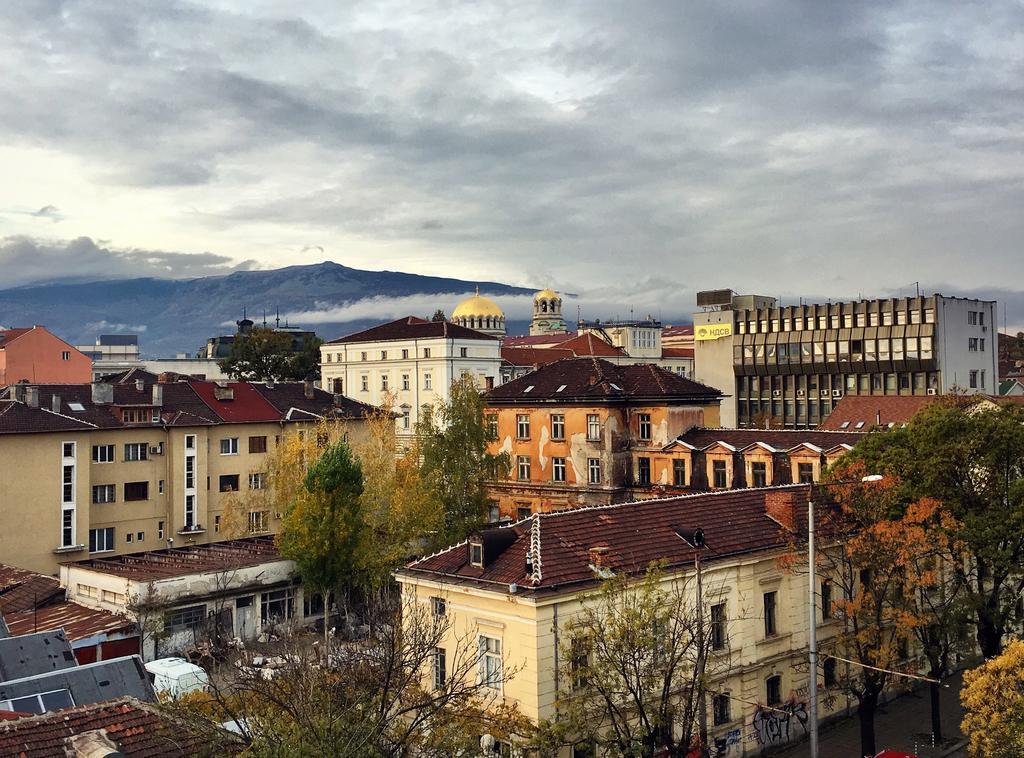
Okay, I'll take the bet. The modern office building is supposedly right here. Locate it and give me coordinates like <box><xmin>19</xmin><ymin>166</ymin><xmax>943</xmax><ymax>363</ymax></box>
<box><xmin>692</xmin><ymin>290</ymin><xmax>999</xmax><ymax>428</ymax></box>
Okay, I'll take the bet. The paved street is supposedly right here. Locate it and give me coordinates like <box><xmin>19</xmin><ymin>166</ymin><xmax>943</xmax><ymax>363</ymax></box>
<box><xmin>773</xmin><ymin>672</ymin><xmax>966</xmax><ymax>758</ymax></box>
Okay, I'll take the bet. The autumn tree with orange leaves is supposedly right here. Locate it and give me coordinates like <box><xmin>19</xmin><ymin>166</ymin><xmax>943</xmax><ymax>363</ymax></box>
<box><xmin>784</xmin><ymin>461</ymin><xmax>958</xmax><ymax>758</ymax></box>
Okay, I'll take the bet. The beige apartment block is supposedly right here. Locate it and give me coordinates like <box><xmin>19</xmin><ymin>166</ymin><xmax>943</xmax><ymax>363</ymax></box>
<box><xmin>0</xmin><ymin>370</ymin><xmax>373</xmax><ymax>575</ymax></box>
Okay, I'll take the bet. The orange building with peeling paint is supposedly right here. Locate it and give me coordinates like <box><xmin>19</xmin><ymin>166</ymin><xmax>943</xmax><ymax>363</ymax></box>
<box><xmin>0</xmin><ymin>326</ymin><xmax>92</xmax><ymax>386</ymax></box>
<box><xmin>483</xmin><ymin>358</ymin><xmax>722</xmax><ymax>518</ymax></box>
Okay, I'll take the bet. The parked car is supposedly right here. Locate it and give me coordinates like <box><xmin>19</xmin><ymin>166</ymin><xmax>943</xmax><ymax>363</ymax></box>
<box><xmin>144</xmin><ymin>657</ymin><xmax>210</xmax><ymax>699</ymax></box>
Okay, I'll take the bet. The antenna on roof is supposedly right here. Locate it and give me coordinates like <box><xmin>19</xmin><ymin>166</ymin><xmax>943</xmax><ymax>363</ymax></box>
<box><xmin>275</xmin><ymin>308</ymin><xmax>280</xmax><ymax>329</ymax></box>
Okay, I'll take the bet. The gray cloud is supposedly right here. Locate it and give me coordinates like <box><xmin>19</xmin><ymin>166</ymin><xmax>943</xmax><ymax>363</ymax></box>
<box><xmin>0</xmin><ymin>236</ymin><xmax>257</xmax><ymax>287</ymax></box>
<box><xmin>0</xmin><ymin>0</ymin><xmax>1021</xmax><ymax>300</ymax></box>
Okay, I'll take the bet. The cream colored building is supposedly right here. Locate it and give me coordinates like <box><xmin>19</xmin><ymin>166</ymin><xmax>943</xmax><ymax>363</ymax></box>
<box><xmin>320</xmin><ymin>316</ymin><xmax>503</xmax><ymax>442</ymax></box>
<box><xmin>397</xmin><ymin>486</ymin><xmax>889</xmax><ymax>756</ymax></box>
<box><xmin>0</xmin><ymin>372</ymin><xmax>372</xmax><ymax>576</ymax></box>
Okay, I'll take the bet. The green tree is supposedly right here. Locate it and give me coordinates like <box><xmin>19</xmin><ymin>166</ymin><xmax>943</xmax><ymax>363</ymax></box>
<box><xmin>534</xmin><ymin>563</ymin><xmax>717</xmax><ymax>757</ymax></box>
<box><xmin>220</xmin><ymin>327</ymin><xmax>323</xmax><ymax>381</ymax></box>
<box><xmin>277</xmin><ymin>437</ymin><xmax>365</xmax><ymax>634</ymax></box>
<box><xmin>418</xmin><ymin>374</ymin><xmax>509</xmax><ymax>547</ymax></box>
<box><xmin>961</xmin><ymin>639</ymin><xmax>1024</xmax><ymax>757</ymax></box>
<box><xmin>841</xmin><ymin>399</ymin><xmax>1024</xmax><ymax>658</ymax></box>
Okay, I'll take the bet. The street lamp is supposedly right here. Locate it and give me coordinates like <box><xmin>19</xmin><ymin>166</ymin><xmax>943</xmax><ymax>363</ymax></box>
<box><xmin>807</xmin><ymin>474</ymin><xmax>882</xmax><ymax>758</ymax></box>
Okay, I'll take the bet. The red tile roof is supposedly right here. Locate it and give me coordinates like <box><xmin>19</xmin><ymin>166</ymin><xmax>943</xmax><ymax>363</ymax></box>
<box><xmin>400</xmin><ymin>485</ymin><xmax>813</xmax><ymax>595</ymax></box>
<box><xmin>554</xmin><ymin>333</ymin><xmax>626</xmax><ymax>357</ymax></box>
<box><xmin>674</xmin><ymin>427</ymin><xmax>865</xmax><ymax>452</ymax></box>
<box><xmin>0</xmin><ymin>328</ymin><xmax>31</xmax><ymax>349</ymax></box>
<box><xmin>327</xmin><ymin>316</ymin><xmax>497</xmax><ymax>344</ymax></box>
<box><xmin>501</xmin><ymin>347</ymin><xmax>574</xmax><ymax>367</ymax></box>
<box><xmin>0</xmin><ymin>697</ymin><xmax>236</xmax><ymax>756</ymax></box>
<box><xmin>662</xmin><ymin>325</ymin><xmax>694</xmax><ymax>338</ymax></box>
<box><xmin>661</xmin><ymin>347</ymin><xmax>694</xmax><ymax>359</ymax></box>
<box><xmin>502</xmin><ymin>332</ymin><xmax>575</xmax><ymax>347</ymax></box>
<box><xmin>188</xmin><ymin>381</ymin><xmax>282</xmax><ymax>423</ymax></box>
<box><xmin>69</xmin><ymin>536</ymin><xmax>281</xmax><ymax>581</ymax></box>
<box><xmin>0</xmin><ymin>566</ymin><xmax>63</xmax><ymax>614</ymax></box>
<box><xmin>4</xmin><ymin>602</ymin><xmax>135</xmax><ymax>642</ymax></box>
<box><xmin>486</xmin><ymin>358</ymin><xmax>722</xmax><ymax>404</ymax></box>
<box><xmin>819</xmin><ymin>395</ymin><xmax>938</xmax><ymax>431</ymax></box>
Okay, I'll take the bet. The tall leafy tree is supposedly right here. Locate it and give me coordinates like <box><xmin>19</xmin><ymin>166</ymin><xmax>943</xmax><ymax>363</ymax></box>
<box><xmin>220</xmin><ymin>327</ymin><xmax>323</xmax><ymax>381</ymax></box>
<box><xmin>961</xmin><ymin>639</ymin><xmax>1024</xmax><ymax>758</ymax></box>
<box><xmin>418</xmin><ymin>374</ymin><xmax>509</xmax><ymax>547</ymax></box>
<box><xmin>842</xmin><ymin>399</ymin><xmax>1024</xmax><ymax>658</ymax></box>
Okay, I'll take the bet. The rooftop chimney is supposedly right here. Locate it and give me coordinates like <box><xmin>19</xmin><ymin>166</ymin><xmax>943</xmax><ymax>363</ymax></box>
<box><xmin>588</xmin><ymin>545</ymin><xmax>610</xmax><ymax>568</ymax></box>
<box><xmin>13</xmin><ymin>384</ymin><xmax>25</xmax><ymax>403</ymax></box>
<box><xmin>303</xmin><ymin>379</ymin><xmax>315</xmax><ymax>399</ymax></box>
<box><xmin>25</xmin><ymin>386</ymin><xmax>39</xmax><ymax>408</ymax></box>
<box><xmin>91</xmin><ymin>382</ymin><xmax>113</xmax><ymax>405</ymax></box>
<box><xmin>765</xmin><ymin>490</ymin><xmax>800</xmax><ymax>533</ymax></box>
<box><xmin>152</xmin><ymin>384</ymin><xmax>163</xmax><ymax>407</ymax></box>
<box><xmin>266</xmin><ymin>379</ymin><xmax>275</xmax><ymax>390</ymax></box>
<box><xmin>51</xmin><ymin>394</ymin><xmax>61</xmax><ymax>413</ymax></box>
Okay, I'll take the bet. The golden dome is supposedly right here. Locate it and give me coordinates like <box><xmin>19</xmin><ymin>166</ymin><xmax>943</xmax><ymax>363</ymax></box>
<box><xmin>534</xmin><ymin>288</ymin><xmax>559</xmax><ymax>301</ymax></box>
<box><xmin>452</xmin><ymin>291</ymin><xmax>504</xmax><ymax>319</ymax></box>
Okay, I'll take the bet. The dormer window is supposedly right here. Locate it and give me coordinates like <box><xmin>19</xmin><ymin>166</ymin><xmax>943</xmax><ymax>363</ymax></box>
<box><xmin>470</xmin><ymin>540</ymin><xmax>484</xmax><ymax>567</ymax></box>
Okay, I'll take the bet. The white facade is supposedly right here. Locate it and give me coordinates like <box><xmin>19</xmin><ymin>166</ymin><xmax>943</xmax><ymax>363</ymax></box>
<box><xmin>320</xmin><ymin>327</ymin><xmax>503</xmax><ymax>441</ymax></box>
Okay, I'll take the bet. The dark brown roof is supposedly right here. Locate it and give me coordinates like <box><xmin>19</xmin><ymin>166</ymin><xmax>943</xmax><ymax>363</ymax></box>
<box><xmin>819</xmin><ymin>395</ymin><xmax>938</xmax><ymax>431</ymax></box>
<box><xmin>0</xmin><ymin>401</ymin><xmax>98</xmax><ymax>434</ymax></box>
<box><xmin>68</xmin><ymin>536</ymin><xmax>282</xmax><ymax>581</ymax></box>
<box><xmin>327</xmin><ymin>316</ymin><xmax>497</xmax><ymax>344</ymax></box>
<box><xmin>674</xmin><ymin>427</ymin><xmax>865</xmax><ymax>453</ymax></box>
<box><xmin>502</xmin><ymin>332</ymin><xmax>575</xmax><ymax>347</ymax></box>
<box><xmin>0</xmin><ymin>566</ymin><xmax>63</xmax><ymax>614</ymax></box>
<box><xmin>501</xmin><ymin>346</ymin><xmax>574</xmax><ymax>367</ymax></box>
<box><xmin>486</xmin><ymin>358</ymin><xmax>723</xmax><ymax>404</ymax></box>
<box><xmin>0</xmin><ymin>697</ymin><xmax>236</xmax><ymax>756</ymax></box>
<box><xmin>661</xmin><ymin>347</ymin><xmax>694</xmax><ymax>359</ymax></box>
<box><xmin>251</xmin><ymin>382</ymin><xmax>377</xmax><ymax>420</ymax></box>
<box><xmin>400</xmin><ymin>486</ymin><xmax>813</xmax><ymax>594</ymax></box>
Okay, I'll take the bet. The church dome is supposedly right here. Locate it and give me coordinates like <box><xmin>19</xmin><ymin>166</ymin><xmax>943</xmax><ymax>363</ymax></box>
<box><xmin>534</xmin><ymin>288</ymin><xmax>559</xmax><ymax>301</ymax></box>
<box><xmin>452</xmin><ymin>292</ymin><xmax>504</xmax><ymax>319</ymax></box>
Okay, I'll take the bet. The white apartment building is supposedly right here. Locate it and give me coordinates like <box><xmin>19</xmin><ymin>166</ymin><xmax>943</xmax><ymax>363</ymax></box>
<box><xmin>320</xmin><ymin>316</ymin><xmax>503</xmax><ymax>441</ymax></box>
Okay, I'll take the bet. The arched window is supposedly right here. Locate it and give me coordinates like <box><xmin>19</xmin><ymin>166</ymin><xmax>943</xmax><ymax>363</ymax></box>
<box><xmin>541</xmin><ymin>300</ymin><xmax>548</xmax><ymax>313</ymax></box>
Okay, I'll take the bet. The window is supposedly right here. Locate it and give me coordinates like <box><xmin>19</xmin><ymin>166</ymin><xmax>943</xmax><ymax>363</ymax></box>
<box><xmin>460</xmin><ymin>347</ymin><xmax>468</xmax><ymax>358</ymax></box>
<box><xmin>763</xmin><ymin>591</ymin><xmax>777</xmax><ymax>637</ymax></box>
<box><xmin>550</xmin><ymin>414</ymin><xmax>565</xmax><ymax>440</ymax></box>
<box><xmin>968</xmin><ymin>310</ymin><xmax>978</xmax><ymax>325</ymax></box>
<box><xmin>751</xmin><ymin>461</ymin><xmax>767</xmax><ymax>488</ymax></box>
<box><xmin>433</xmin><ymin>647</ymin><xmax>447</xmax><ymax>690</ymax></box>
<box><xmin>552</xmin><ymin>457</ymin><xmax>566</xmax><ymax>482</ymax></box>
<box><xmin>401</xmin><ymin>349</ymin><xmax>409</xmax><ymax>359</ymax></box>
<box><xmin>381</xmin><ymin>350</ymin><xmax>387</xmax><ymax>360</ymax></box>
<box><xmin>969</xmin><ymin>337</ymin><xmax>979</xmax><ymax>352</ymax></box>
<box><xmin>517</xmin><ymin>505</ymin><xmax>532</xmax><ymax>521</ymax></box>
<box><xmin>488</xmin><ymin>501</ymin><xmax>500</xmax><ymax>522</ymax></box>
<box><xmin>61</xmin><ymin>510</ymin><xmax>74</xmax><ymax>548</ymax></box>
<box><xmin>823</xmin><ymin>657</ymin><xmax>838</xmax><ymax>687</ymax></box>
<box><xmin>185</xmin><ymin>434</ymin><xmax>195</xmax><ymax>450</ymax></box>
<box><xmin>121</xmin><ymin>408</ymin><xmax>153</xmax><ymax>424</ymax></box>
<box><xmin>61</xmin><ymin>350</ymin><xmax>71</xmax><ymax>361</ymax></box>
<box><xmin>158</xmin><ymin>480</ymin><xmax>164</xmax><ymax>495</ymax></box>
<box><xmin>713</xmin><ymin>693</ymin><xmax>731</xmax><ymax>726</ymax></box>
<box><xmin>381</xmin><ymin>374</ymin><xmax>390</xmax><ymax>391</ymax></box>
<box><xmin>571</xmin><ymin>636</ymin><xmax>590</xmax><ymax>689</ymax></box>
<box><xmin>124</xmin><ymin>481</ymin><xmax>149</xmax><ymax>501</ymax></box>
<box><xmin>969</xmin><ymin>370</ymin><xmax>979</xmax><ymax>389</ymax></box>
<box><xmin>184</xmin><ymin>494</ymin><xmax>195</xmax><ymax>528</ymax></box>
<box><xmin>401</xmin><ymin>407</ymin><xmax>411</xmax><ymax>429</ymax></box>
<box><xmin>821</xmin><ymin>580</ymin><xmax>833</xmax><ymax>620</ymax></box>
<box><xmin>516</xmin><ymin>414</ymin><xmax>530</xmax><ymax>439</ymax></box>
<box><xmin>672</xmin><ymin>459</ymin><xmax>686</xmax><ymax>487</ymax></box>
<box><xmin>249</xmin><ymin>473</ymin><xmax>266</xmax><ymax>490</ymax></box>
<box><xmin>517</xmin><ymin>456</ymin><xmax>531</xmax><ymax>481</ymax></box>
<box><xmin>637</xmin><ymin>413</ymin><xmax>651</xmax><ymax>441</ymax></box>
<box><xmin>361</xmin><ymin>375</ymin><xmax>369</xmax><ymax>392</ymax></box>
<box><xmin>62</xmin><ymin>463</ymin><xmax>75</xmax><ymax>503</ymax></box>
<box><xmin>711</xmin><ymin>602</ymin><xmax>727</xmax><ymax>650</ymax></box>
<box><xmin>587</xmin><ymin>414</ymin><xmax>601</xmax><ymax>441</ymax></box>
<box><xmin>124</xmin><ymin>443</ymin><xmax>148</xmax><ymax>462</ymax></box>
<box><xmin>185</xmin><ymin>456</ymin><xmax>195</xmax><ymax>489</ymax></box>
<box><xmin>220</xmin><ymin>437</ymin><xmax>239</xmax><ymax>455</ymax></box>
<box><xmin>137</xmin><ymin>532</ymin><xmax>144</xmax><ymax>542</ymax></box>
<box><xmin>424</xmin><ymin>373</ymin><xmax>432</xmax><ymax>390</ymax></box>
<box><xmin>402</xmin><ymin>374</ymin><xmax>410</xmax><ymax>390</ymax></box>
<box><xmin>766</xmin><ymin>675</ymin><xmax>782</xmax><ymax>706</ymax></box>
<box><xmin>166</xmin><ymin>604</ymin><xmax>205</xmax><ymax>632</ymax></box>
<box><xmin>248</xmin><ymin>511</ymin><xmax>269</xmax><ymax>533</ymax></box>
<box><xmin>478</xmin><ymin>636</ymin><xmax>502</xmax><ymax>690</ymax></box>
<box><xmin>214</xmin><ymin>515</ymin><xmax>221</xmax><ymax>533</ymax></box>
<box><xmin>980</xmin><ymin>370</ymin><xmax>986</xmax><ymax>389</ymax></box>
<box><xmin>486</xmin><ymin>414</ymin><xmax>498</xmax><ymax>439</ymax></box>
<box><xmin>431</xmin><ymin>596</ymin><xmax>447</xmax><ymax>616</ymax></box>
<box><xmin>712</xmin><ymin>459</ymin><xmax>727</xmax><ymax>489</ymax></box>
<box><xmin>360</xmin><ymin>351</ymin><xmax>367</xmax><ymax>361</ymax></box>
<box><xmin>92</xmin><ymin>444</ymin><xmax>115</xmax><ymax>463</ymax></box>
<box><xmin>158</xmin><ymin>521</ymin><xmax>164</xmax><ymax>540</ymax></box>
<box><xmin>219</xmin><ymin>474</ymin><xmax>240</xmax><ymax>492</ymax></box>
<box><xmin>261</xmin><ymin>589</ymin><xmax>295</xmax><ymax>623</ymax></box>
<box><xmin>125</xmin><ymin>532</ymin><xmax>133</xmax><ymax>544</ymax></box>
<box><xmin>797</xmin><ymin>462</ymin><xmax>814</xmax><ymax>483</ymax></box>
<box><xmin>470</xmin><ymin>541</ymin><xmax>484</xmax><ymax>567</ymax></box>
<box><xmin>588</xmin><ymin>458</ymin><xmax>601</xmax><ymax>485</ymax></box>
<box><xmin>423</xmin><ymin>347</ymin><xmax>431</xmax><ymax>358</ymax></box>
<box><xmin>249</xmin><ymin>436</ymin><xmax>267</xmax><ymax>454</ymax></box>
<box><xmin>636</xmin><ymin>457</ymin><xmax>651</xmax><ymax>485</ymax></box>
<box><xmin>92</xmin><ymin>484</ymin><xmax>116</xmax><ymax>504</ymax></box>
<box><xmin>89</xmin><ymin>527</ymin><xmax>115</xmax><ymax>553</ymax></box>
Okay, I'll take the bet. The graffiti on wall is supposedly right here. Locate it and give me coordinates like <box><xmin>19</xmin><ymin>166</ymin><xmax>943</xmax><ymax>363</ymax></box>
<box><xmin>750</xmin><ymin>697</ymin><xmax>809</xmax><ymax>747</ymax></box>
<box><xmin>713</xmin><ymin>728</ymin><xmax>743</xmax><ymax>757</ymax></box>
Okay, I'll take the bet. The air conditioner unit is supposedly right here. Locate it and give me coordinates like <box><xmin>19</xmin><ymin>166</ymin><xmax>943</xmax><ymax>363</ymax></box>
<box><xmin>149</xmin><ymin>444</ymin><xmax>164</xmax><ymax>456</ymax></box>
<box><xmin>772</xmin><ymin>390</ymin><xmax>782</xmax><ymax>398</ymax></box>
<box><xmin>832</xmin><ymin>390</ymin><xmax>842</xmax><ymax>398</ymax></box>
<box><xmin>927</xmin><ymin>388</ymin><xmax>937</xmax><ymax>395</ymax></box>
<box><xmin>796</xmin><ymin>389</ymin><xmax>805</xmax><ymax>397</ymax></box>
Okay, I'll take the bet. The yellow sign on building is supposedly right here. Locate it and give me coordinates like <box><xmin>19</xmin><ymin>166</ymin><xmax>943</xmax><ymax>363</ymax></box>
<box><xmin>694</xmin><ymin>322</ymin><xmax>733</xmax><ymax>341</ymax></box>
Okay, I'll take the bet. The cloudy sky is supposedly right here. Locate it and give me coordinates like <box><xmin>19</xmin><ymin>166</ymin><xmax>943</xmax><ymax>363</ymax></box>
<box><xmin>1</xmin><ymin>1</ymin><xmax>1022</xmax><ymax>324</ymax></box>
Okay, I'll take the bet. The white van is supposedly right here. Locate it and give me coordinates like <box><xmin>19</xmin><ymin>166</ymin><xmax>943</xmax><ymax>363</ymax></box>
<box><xmin>144</xmin><ymin>657</ymin><xmax>210</xmax><ymax>699</ymax></box>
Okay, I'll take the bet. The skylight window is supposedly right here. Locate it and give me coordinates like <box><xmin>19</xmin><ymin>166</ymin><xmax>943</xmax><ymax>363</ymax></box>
<box><xmin>523</xmin><ymin>385</ymin><xmax>534</xmax><ymax>394</ymax></box>
<box><xmin>839</xmin><ymin>421</ymin><xmax>850</xmax><ymax>429</ymax></box>
<box><xmin>556</xmin><ymin>384</ymin><xmax>567</xmax><ymax>393</ymax></box>
<box><xmin>67</xmin><ymin>402</ymin><xmax>85</xmax><ymax>412</ymax></box>
<box><xmin>855</xmin><ymin>421</ymin><xmax>865</xmax><ymax>429</ymax></box>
